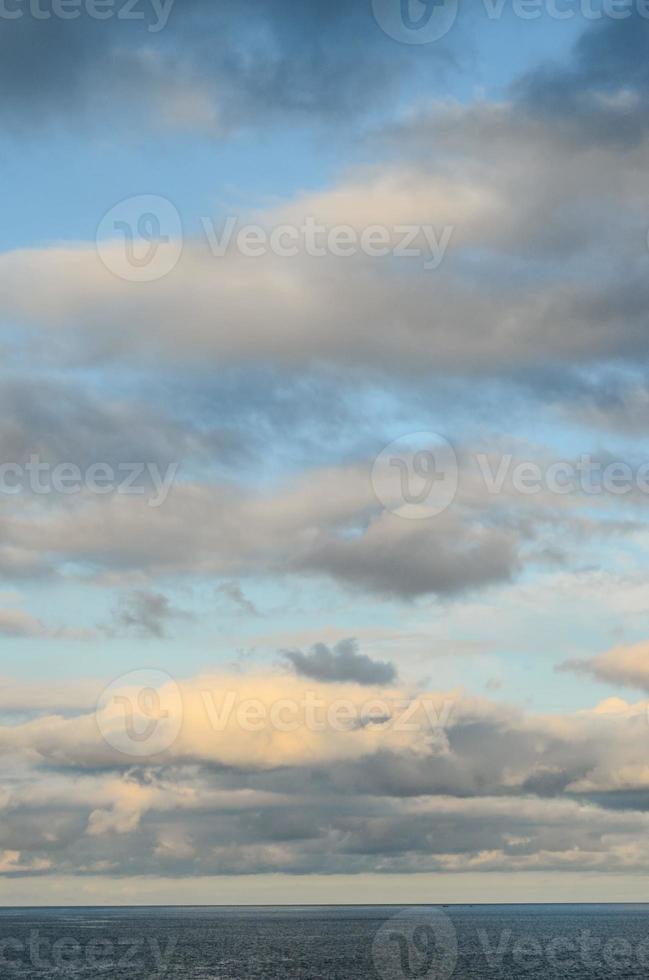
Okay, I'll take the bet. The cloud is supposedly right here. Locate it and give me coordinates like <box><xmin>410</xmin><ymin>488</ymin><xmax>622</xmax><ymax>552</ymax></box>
<box><xmin>0</xmin><ymin>608</ymin><xmax>47</xmax><ymax>638</ymax></box>
<box><xmin>0</xmin><ymin>0</ymin><xmax>452</xmax><ymax>136</ymax></box>
<box><xmin>216</xmin><ymin>582</ymin><xmax>260</xmax><ymax>617</ymax></box>
<box><xmin>3</xmin><ymin>86</ymin><xmax>649</xmax><ymax>384</ymax></box>
<box><xmin>0</xmin><ymin>375</ymin><xmax>243</xmax><ymax>476</ymax></box>
<box><xmin>104</xmin><ymin>590</ymin><xmax>192</xmax><ymax>638</ymax></box>
<box><xmin>283</xmin><ymin>638</ymin><xmax>397</xmax><ymax>686</ymax></box>
<box><xmin>0</xmin><ymin>678</ymin><xmax>100</xmax><ymax>714</ymax></box>
<box><xmin>0</xmin><ymin>850</ymin><xmax>51</xmax><ymax>874</ymax></box>
<box><xmin>0</xmin><ymin>606</ymin><xmax>94</xmax><ymax>641</ymax></box>
<box><xmin>0</xmin><ymin>436</ymin><xmax>644</xmax><ymax>599</ymax></box>
<box><xmin>2</xmin><ymin>669</ymin><xmax>649</xmax><ymax>877</ymax></box>
<box><xmin>0</xmin><ymin>462</ymin><xmax>525</xmax><ymax>598</ymax></box>
<box><xmin>5</xmin><ymin>5</ymin><xmax>649</xmax><ymax>892</ymax></box>
<box><xmin>3</xmin><ymin>18</ymin><xmax>649</xmax><ymax>391</ymax></box>
<box><xmin>515</xmin><ymin>13</ymin><xmax>649</xmax><ymax>147</ymax></box>
<box><xmin>559</xmin><ymin>640</ymin><xmax>649</xmax><ymax>694</ymax></box>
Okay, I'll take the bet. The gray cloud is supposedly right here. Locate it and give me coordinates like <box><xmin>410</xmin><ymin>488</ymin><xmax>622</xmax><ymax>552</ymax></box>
<box><xmin>515</xmin><ymin>13</ymin><xmax>649</xmax><ymax>147</ymax></box>
<box><xmin>0</xmin><ymin>608</ymin><xmax>47</xmax><ymax>638</ymax></box>
<box><xmin>2</xmin><ymin>676</ymin><xmax>649</xmax><ymax>877</ymax></box>
<box><xmin>0</xmin><ymin>376</ymin><xmax>240</xmax><ymax>475</ymax></box>
<box><xmin>0</xmin><ymin>462</ymin><xmax>528</xmax><ymax>598</ymax></box>
<box><xmin>0</xmin><ymin>606</ymin><xmax>94</xmax><ymax>642</ymax></box>
<box><xmin>104</xmin><ymin>590</ymin><xmax>192</xmax><ymax>638</ymax></box>
<box><xmin>0</xmin><ymin>0</ymin><xmax>452</xmax><ymax>135</ymax></box>
<box><xmin>216</xmin><ymin>582</ymin><xmax>260</xmax><ymax>617</ymax></box>
<box><xmin>4</xmin><ymin>2</ymin><xmax>649</xmax><ymax>891</ymax></box>
<box><xmin>558</xmin><ymin>641</ymin><xmax>649</xmax><ymax>694</ymax></box>
<box><xmin>5</xmin><ymin>106</ymin><xmax>649</xmax><ymax>383</ymax></box>
<box><xmin>296</xmin><ymin>518</ymin><xmax>519</xmax><ymax>599</ymax></box>
<box><xmin>283</xmin><ymin>638</ymin><xmax>397</xmax><ymax>686</ymax></box>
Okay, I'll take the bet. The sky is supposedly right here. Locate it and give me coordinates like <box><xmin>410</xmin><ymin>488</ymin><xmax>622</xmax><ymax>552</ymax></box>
<box><xmin>3</xmin><ymin>0</ymin><xmax>649</xmax><ymax>905</ymax></box>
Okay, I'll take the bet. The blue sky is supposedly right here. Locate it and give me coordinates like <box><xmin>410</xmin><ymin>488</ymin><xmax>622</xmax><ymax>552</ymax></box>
<box><xmin>3</xmin><ymin>0</ymin><xmax>649</xmax><ymax>903</ymax></box>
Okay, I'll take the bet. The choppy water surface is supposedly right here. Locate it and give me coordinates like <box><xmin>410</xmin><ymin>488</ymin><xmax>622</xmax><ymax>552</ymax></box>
<box><xmin>1</xmin><ymin>904</ymin><xmax>649</xmax><ymax>979</ymax></box>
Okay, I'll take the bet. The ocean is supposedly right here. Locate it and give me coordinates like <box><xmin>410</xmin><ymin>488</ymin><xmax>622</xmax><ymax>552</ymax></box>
<box><xmin>0</xmin><ymin>904</ymin><xmax>648</xmax><ymax>979</ymax></box>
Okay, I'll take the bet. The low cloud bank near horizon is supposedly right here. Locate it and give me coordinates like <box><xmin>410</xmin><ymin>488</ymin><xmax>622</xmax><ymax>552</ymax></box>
<box><xmin>2</xmin><ymin>652</ymin><xmax>649</xmax><ymax>880</ymax></box>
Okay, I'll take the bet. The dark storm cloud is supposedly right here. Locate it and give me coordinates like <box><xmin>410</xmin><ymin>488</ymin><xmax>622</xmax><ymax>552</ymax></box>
<box><xmin>283</xmin><ymin>638</ymin><xmax>397</xmax><ymax>686</ymax></box>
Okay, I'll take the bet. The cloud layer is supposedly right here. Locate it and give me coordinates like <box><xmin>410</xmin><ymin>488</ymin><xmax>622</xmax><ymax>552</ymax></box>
<box><xmin>3</xmin><ymin>664</ymin><xmax>649</xmax><ymax>879</ymax></box>
<box><xmin>3</xmin><ymin>3</ymin><xmax>649</xmax><ymax>896</ymax></box>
